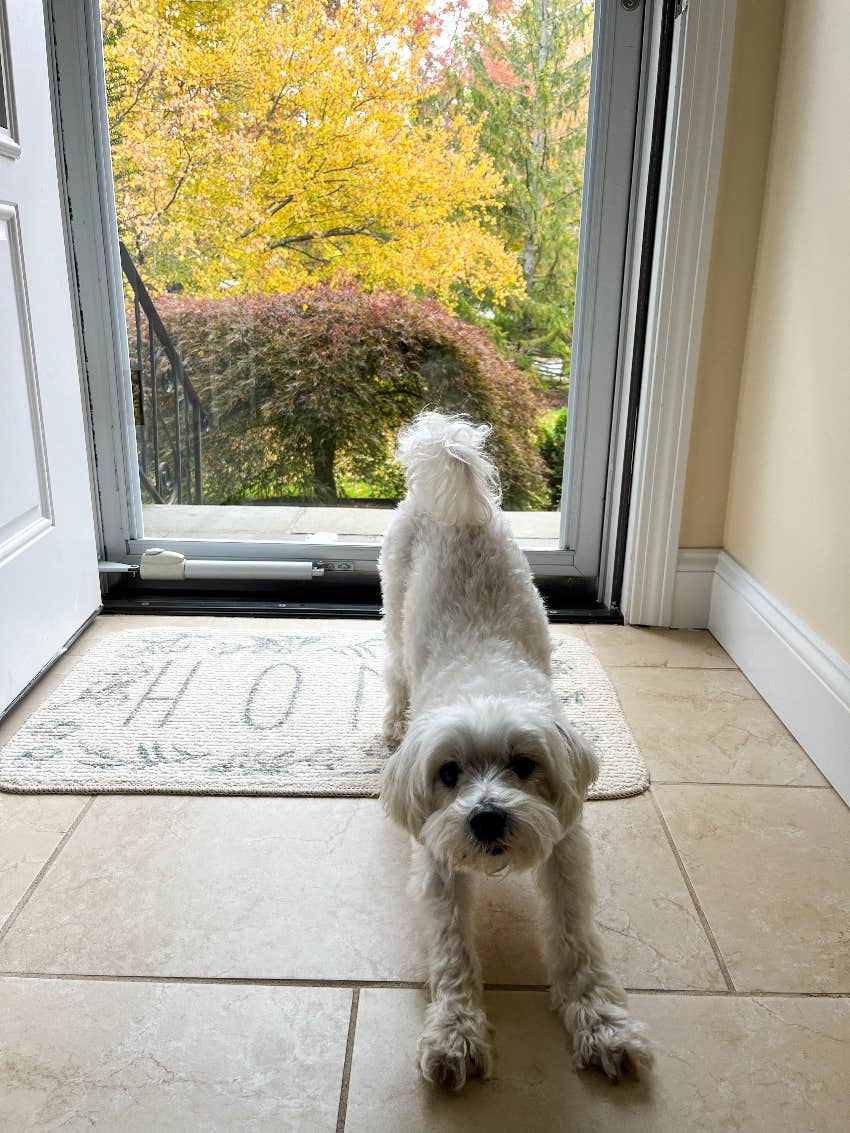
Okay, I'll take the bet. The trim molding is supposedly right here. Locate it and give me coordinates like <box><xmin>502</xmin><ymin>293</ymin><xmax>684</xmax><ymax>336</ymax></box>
<box><xmin>622</xmin><ymin>0</ymin><xmax>737</xmax><ymax>625</ymax></box>
<box><xmin>709</xmin><ymin>552</ymin><xmax>850</xmax><ymax>804</ymax></box>
<box><xmin>671</xmin><ymin>547</ymin><xmax>719</xmax><ymax>629</ymax></box>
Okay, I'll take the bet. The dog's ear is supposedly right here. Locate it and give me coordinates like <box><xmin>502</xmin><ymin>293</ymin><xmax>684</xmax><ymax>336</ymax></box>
<box><xmin>551</xmin><ymin>721</ymin><xmax>599</xmax><ymax>827</ymax></box>
<box><xmin>380</xmin><ymin>725</ymin><xmax>430</xmax><ymax>836</ymax></box>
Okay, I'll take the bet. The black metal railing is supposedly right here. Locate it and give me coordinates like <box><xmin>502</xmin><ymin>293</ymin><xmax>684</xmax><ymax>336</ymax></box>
<box><xmin>120</xmin><ymin>242</ymin><xmax>208</xmax><ymax>504</ymax></box>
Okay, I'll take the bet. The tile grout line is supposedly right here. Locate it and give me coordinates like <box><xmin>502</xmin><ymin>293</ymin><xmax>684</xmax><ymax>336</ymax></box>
<box><xmin>648</xmin><ymin>787</ymin><xmax>736</xmax><ymax>992</ymax></box>
<box><xmin>335</xmin><ymin>988</ymin><xmax>360</xmax><ymax>1133</ymax></box>
<box><xmin>0</xmin><ymin>970</ymin><xmax>847</xmax><ymax>999</ymax></box>
<box><xmin>0</xmin><ymin>971</ymin><xmax>422</xmax><ymax>991</ymax></box>
<box><xmin>622</xmin><ymin>988</ymin><xmax>850</xmax><ymax>999</ymax></box>
<box><xmin>0</xmin><ymin>970</ymin><xmax>425</xmax><ymax>990</ymax></box>
<box><xmin>650</xmin><ymin>781</ymin><xmax>831</xmax><ymax>789</ymax></box>
<box><xmin>603</xmin><ymin>664</ymin><xmax>739</xmax><ymax>671</ymax></box>
<box><xmin>0</xmin><ymin>796</ymin><xmax>96</xmax><ymax>946</ymax></box>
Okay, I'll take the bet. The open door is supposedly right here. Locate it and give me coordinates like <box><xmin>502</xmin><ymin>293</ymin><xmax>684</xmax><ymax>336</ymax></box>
<box><xmin>54</xmin><ymin>0</ymin><xmax>649</xmax><ymax>612</ymax></box>
<box><xmin>0</xmin><ymin>0</ymin><xmax>100</xmax><ymax>713</ymax></box>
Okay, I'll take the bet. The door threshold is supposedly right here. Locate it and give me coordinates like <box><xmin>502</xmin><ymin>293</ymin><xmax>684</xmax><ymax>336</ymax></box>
<box><xmin>101</xmin><ymin>596</ymin><xmax>623</xmax><ymax>623</ymax></box>
<box><xmin>102</xmin><ymin>595</ymin><xmax>384</xmax><ymax>618</ymax></box>
<box><xmin>101</xmin><ymin>581</ymin><xmax>623</xmax><ymax>623</ymax></box>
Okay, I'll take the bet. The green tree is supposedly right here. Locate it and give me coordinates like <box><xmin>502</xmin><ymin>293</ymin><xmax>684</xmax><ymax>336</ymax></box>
<box><xmin>446</xmin><ymin>0</ymin><xmax>593</xmax><ymax>369</ymax></box>
<box><xmin>536</xmin><ymin>406</ymin><xmax>568</xmax><ymax>506</ymax></box>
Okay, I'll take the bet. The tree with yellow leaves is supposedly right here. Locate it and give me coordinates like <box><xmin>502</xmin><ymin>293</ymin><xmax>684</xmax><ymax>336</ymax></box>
<box><xmin>102</xmin><ymin>0</ymin><xmax>522</xmax><ymax>304</ymax></box>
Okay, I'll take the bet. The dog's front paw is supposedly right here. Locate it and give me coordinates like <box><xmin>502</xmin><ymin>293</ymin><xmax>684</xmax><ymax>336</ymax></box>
<box><xmin>418</xmin><ymin>1005</ymin><xmax>493</xmax><ymax>1091</ymax></box>
<box><xmin>569</xmin><ymin>999</ymin><xmax>653</xmax><ymax>1082</ymax></box>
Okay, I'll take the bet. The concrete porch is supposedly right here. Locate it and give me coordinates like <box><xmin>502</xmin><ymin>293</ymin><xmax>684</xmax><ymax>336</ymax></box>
<box><xmin>142</xmin><ymin>505</ymin><xmax>563</xmax><ymax>547</ymax></box>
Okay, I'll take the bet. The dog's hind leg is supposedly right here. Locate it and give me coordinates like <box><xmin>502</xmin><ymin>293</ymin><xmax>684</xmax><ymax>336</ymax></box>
<box><xmin>537</xmin><ymin>823</ymin><xmax>653</xmax><ymax>1081</ymax></box>
<box><xmin>378</xmin><ymin>513</ymin><xmax>414</xmax><ymax>745</ymax></box>
<box><xmin>411</xmin><ymin>844</ymin><xmax>493</xmax><ymax>1091</ymax></box>
<box><xmin>381</xmin><ymin>646</ymin><xmax>409</xmax><ymax>747</ymax></box>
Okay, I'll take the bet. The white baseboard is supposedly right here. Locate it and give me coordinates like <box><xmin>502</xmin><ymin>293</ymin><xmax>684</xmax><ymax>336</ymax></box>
<box><xmin>709</xmin><ymin>551</ymin><xmax>850</xmax><ymax>804</ymax></box>
<box><xmin>670</xmin><ymin>548</ymin><xmax>720</xmax><ymax>629</ymax></box>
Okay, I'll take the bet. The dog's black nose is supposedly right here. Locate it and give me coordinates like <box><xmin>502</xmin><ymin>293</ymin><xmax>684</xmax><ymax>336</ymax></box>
<box><xmin>469</xmin><ymin>804</ymin><xmax>507</xmax><ymax>843</ymax></box>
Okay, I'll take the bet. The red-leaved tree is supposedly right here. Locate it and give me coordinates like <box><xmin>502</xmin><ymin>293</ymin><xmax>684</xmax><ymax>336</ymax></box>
<box><xmin>155</xmin><ymin>281</ymin><xmax>548</xmax><ymax>507</ymax></box>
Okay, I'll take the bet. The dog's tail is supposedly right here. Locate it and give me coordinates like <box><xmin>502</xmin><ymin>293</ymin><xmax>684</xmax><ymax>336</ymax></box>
<box><xmin>396</xmin><ymin>412</ymin><xmax>501</xmax><ymax>526</ymax></box>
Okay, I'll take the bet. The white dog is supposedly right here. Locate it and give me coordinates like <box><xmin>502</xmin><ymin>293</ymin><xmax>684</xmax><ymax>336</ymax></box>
<box><xmin>379</xmin><ymin>412</ymin><xmax>652</xmax><ymax>1091</ymax></box>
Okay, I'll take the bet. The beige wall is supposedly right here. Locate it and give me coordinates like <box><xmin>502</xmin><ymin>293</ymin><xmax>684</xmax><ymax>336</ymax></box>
<box><xmin>679</xmin><ymin>0</ymin><xmax>786</xmax><ymax>547</ymax></box>
<box><xmin>723</xmin><ymin>0</ymin><xmax>850</xmax><ymax>659</ymax></box>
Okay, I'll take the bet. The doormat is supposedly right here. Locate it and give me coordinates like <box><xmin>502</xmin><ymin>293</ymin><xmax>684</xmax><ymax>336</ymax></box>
<box><xmin>0</xmin><ymin>629</ymin><xmax>649</xmax><ymax>799</ymax></box>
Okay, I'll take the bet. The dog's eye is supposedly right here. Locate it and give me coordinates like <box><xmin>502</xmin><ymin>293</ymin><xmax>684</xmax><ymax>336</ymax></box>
<box><xmin>439</xmin><ymin>761</ymin><xmax>460</xmax><ymax>788</ymax></box>
<box><xmin>509</xmin><ymin>756</ymin><xmax>536</xmax><ymax>780</ymax></box>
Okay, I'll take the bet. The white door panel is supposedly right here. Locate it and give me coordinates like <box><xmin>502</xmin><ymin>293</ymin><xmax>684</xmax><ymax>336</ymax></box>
<box><xmin>0</xmin><ymin>205</ymin><xmax>52</xmax><ymax>557</ymax></box>
<box><xmin>0</xmin><ymin>0</ymin><xmax>100</xmax><ymax>712</ymax></box>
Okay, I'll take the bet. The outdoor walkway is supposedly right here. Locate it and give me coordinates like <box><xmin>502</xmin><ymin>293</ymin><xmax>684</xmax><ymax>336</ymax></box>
<box><xmin>143</xmin><ymin>504</ymin><xmax>562</xmax><ymax>546</ymax></box>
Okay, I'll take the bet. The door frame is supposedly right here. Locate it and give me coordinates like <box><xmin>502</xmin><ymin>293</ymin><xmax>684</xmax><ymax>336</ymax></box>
<box><xmin>620</xmin><ymin>0</ymin><xmax>737</xmax><ymax>625</ymax></box>
<box><xmin>46</xmin><ymin>0</ymin><xmax>736</xmax><ymax>618</ymax></box>
<box><xmin>46</xmin><ymin>0</ymin><xmax>142</xmax><ymax>561</ymax></box>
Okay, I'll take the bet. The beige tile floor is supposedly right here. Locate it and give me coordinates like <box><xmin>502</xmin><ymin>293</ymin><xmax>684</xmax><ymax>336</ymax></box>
<box><xmin>0</xmin><ymin>616</ymin><xmax>848</xmax><ymax>1131</ymax></box>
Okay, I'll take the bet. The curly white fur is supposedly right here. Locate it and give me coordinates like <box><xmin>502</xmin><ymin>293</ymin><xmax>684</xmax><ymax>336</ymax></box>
<box><xmin>396</xmin><ymin>412</ymin><xmax>501</xmax><ymax>527</ymax></box>
<box><xmin>379</xmin><ymin>411</ymin><xmax>652</xmax><ymax>1090</ymax></box>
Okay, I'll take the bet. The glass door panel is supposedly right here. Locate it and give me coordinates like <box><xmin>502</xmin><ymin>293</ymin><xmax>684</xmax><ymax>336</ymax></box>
<box><xmin>92</xmin><ymin>0</ymin><xmax>648</xmax><ymax>587</ymax></box>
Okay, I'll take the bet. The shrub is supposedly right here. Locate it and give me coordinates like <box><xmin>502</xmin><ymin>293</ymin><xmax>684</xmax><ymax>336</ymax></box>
<box><xmin>536</xmin><ymin>407</ymin><xmax>568</xmax><ymax>508</ymax></box>
<box><xmin>154</xmin><ymin>281</ymin><xmax>549</xmax><ymax>508</ymax></box>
